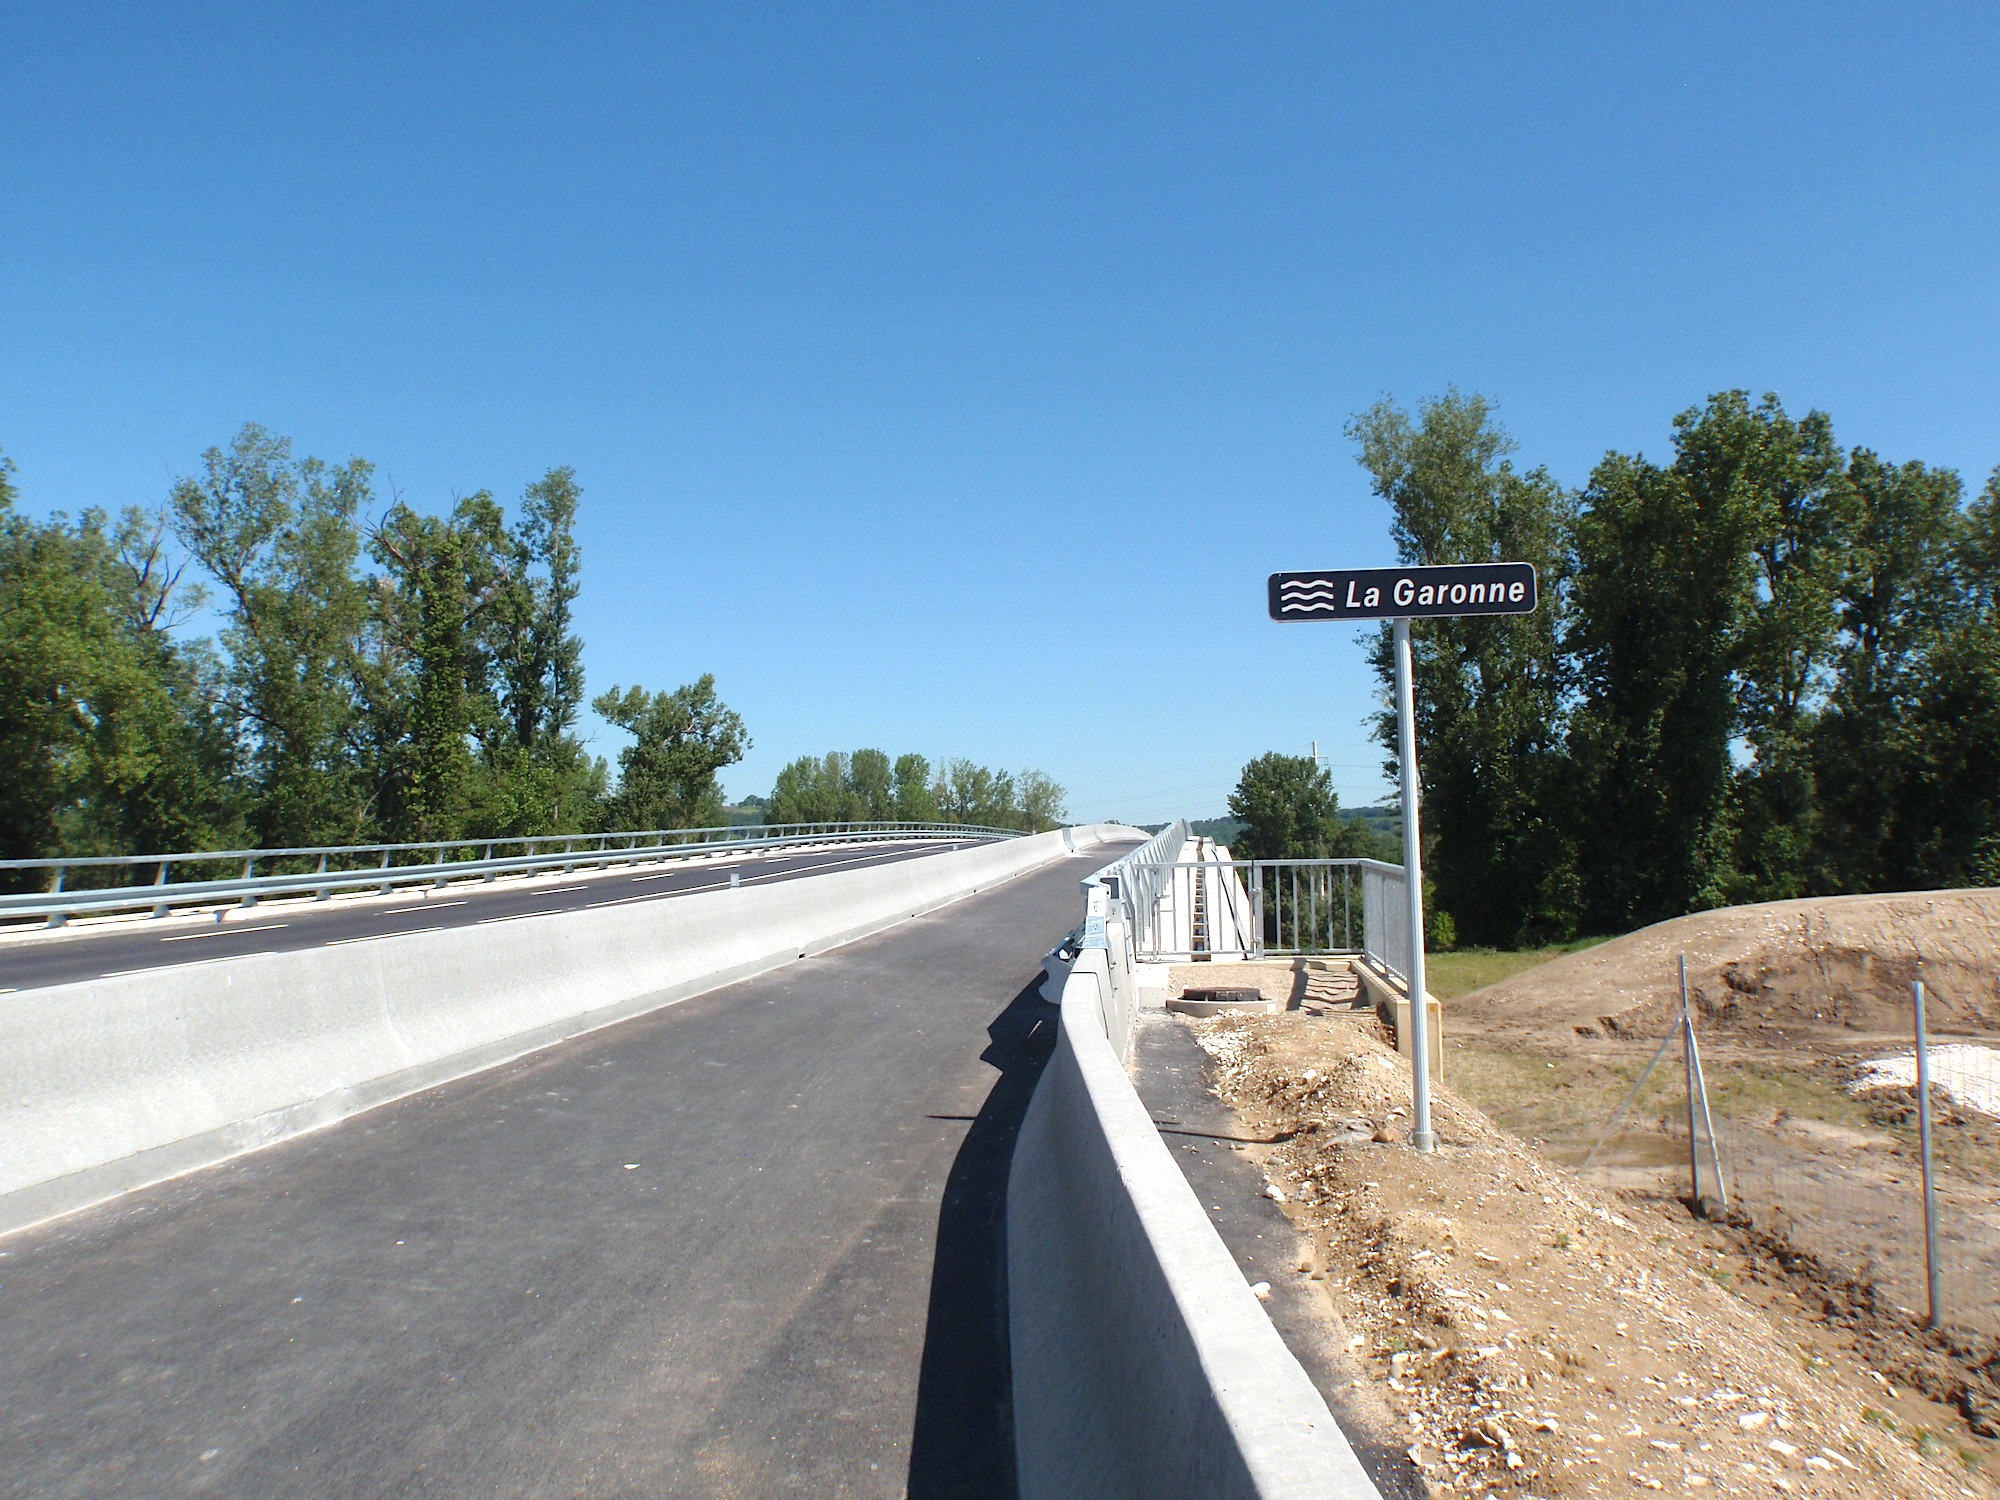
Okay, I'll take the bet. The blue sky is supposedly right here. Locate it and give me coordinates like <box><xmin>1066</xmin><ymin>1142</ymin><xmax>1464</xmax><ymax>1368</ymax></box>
<box><xmin>5</xmin><ymin>3</ymin><xmax>1996</xmax><ymax>822</ymax></box>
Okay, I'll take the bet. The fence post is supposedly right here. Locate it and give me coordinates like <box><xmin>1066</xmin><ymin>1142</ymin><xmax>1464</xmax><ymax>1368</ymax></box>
<box><xmin>1914</xmin><ymin>978</ymin><xmax>1942</xmax><ymax>1330</ymax></box>
<box><xmin>1681</xmin><ymin>956</ymin><xmax>1702</xmax><ymax>1207</ymax></box>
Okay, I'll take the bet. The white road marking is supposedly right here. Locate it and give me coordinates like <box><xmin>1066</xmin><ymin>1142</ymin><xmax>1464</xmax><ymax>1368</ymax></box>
<box><xmin>161</xmin><ymin>924</ymin><xmax>291</xmax><ymax>942</ymax></box>
<box><xmin>379</xmin><ymin>899</ymin><xmax>469</xmax><ymax>913</ymax></box>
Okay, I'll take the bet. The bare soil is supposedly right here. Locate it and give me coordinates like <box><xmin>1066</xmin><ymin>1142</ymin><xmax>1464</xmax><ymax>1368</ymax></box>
<box><xmin>1439</xmin><ymin>892</ymin><xmax>2000</xmax><ymax>1454</ymax></box>
<box><xmin>1458</xmin><ymin>889</ymin><xmax>2000</xmax><ymax>1045</ymax></box>
<box><xmin>1191</xmin><ymin>1009</ymin><xmax>1997</xmax><ymax>1497</ymax></box>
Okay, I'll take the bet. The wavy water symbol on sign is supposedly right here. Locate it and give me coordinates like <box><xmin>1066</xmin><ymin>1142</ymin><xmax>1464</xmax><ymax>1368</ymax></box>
<box><xmin>1277</xmin><ymin>577</ymin><xmax>1343</xmax><ymax>615</ymax></box>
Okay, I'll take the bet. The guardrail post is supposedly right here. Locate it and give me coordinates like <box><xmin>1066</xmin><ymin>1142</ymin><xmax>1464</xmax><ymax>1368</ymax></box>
<box><xmin>240</xmin><ymin>858</ymin><xmax>258</xmax><ymax>909</ymax></box>
<box><xmin>314</xmin><ymin>853</ymin><xmax>331</xmax><ymax>901</ymax></box>
<box><xmin>45</xmin><ymin>865</ymin><xmax>68</xmax><ymax>928</ymax></box>
<box><xmin>151</xmin><ymin>859</ymin><xmax>172</xmax><ymax>917</ymax></box>
<box><xmin>483</xmin><ymin>844</ymin><xmax>496</xmax><ymax>882</ymax></box>
<box><xmin>378</xmin><ymin>849</ymin><xmax>393</xmax><ymax>894</ymax></box>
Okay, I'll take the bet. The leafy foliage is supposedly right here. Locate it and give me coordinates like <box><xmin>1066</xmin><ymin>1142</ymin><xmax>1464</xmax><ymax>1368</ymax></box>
<box><xmin>1226</xmin><ymin>753</ymin><xmax>1384</xmax><ymax>861</ymax></box>
<box><xmin>1348</xmin><ymin>391</ymin><xmax>1577</xmax><ymax>944</ymax></box>
<box><xmin>765</xmin><ymin>749</ymin><xmax>1065</xmax><ymax>832</ymax></box>
<box><xmin>591</xmin><ymin>675</ymin><xmax>749</xmax><ymax>831</ymax></box>
<box><xmin>3</xmin><ymin>426</ymin><xmax>644</xmax><ymax>862</ymax></box>
<box><xmin>1347</xmin><ymin>391</ymin><xmax>2000</xmax><ymax>944</ymax></box>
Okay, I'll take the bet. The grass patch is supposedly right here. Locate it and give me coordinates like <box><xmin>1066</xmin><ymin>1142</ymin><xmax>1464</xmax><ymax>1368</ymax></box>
<box><xmin>1426</xmin><ymin>939</ymin><xmax>1608</xmax><ymax>1000</ymax></box>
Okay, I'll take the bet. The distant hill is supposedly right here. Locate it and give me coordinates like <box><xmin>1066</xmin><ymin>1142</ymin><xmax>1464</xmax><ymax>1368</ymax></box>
<box><xmin>1350</xmin><ymin>800</ymin><xmax>1400</xmax><ymax>842</ymax></box>
<box><xmin>1189</xmin><ymin>816</ymin><xmax>1246</xmax><ymax>843</ymax></box>
<box><xmin>724</xmin><ymin>798</ymin><xmax>769</xmax><ymax>827</ymax></box>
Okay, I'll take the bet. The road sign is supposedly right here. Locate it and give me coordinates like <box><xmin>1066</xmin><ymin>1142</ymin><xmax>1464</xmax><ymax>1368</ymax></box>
<box><xmin>1265</xmin><ymin>557</ymin><xmax>1541</xmax><ymax>1155</ymax></box>
<box><xmin>1268</xmin><ymin>561</ymin><xmax>1537</xmax><ymax>622</ymax></box>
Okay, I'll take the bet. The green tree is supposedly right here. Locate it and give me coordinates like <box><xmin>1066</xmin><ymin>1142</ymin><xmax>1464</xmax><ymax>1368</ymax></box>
<box><xmin>0</xmin><ymin>461</ymin><xmax>242</xmax><ymax>868</ymax></box>
<box><xmin>592</xmin><ymin>674</ymin><xmax>749</xmax><ymax>829</ymax></box>
<box><xmin>849</xmin><ymin>748</ymin><xmax>894</xmax><ymax>821</ymax></box>
<box><xmin>367</xmin><ymin>503</ymin><xmax>508</xmax><ymax>841</ymax></box>
<box><xmin>1892</xmin><ymin>467</ymin><xmax>2000</xmax><ymax>885</ymax></box>
<box><xmin>1016</xmin><ymin>770</ymin><xmax>1068</xmax><ymax>832</ymax></box>
<box><xmin>1346</xmin><ymin>391</ymin><xmax>1579</xmax><ymax>945</ymax></box>
<box><xmin>768</xmin><ymin>751</ymin><xmax>864</xmax><ymax>823</ymax></box>
<box><xmin>891</xmin><ymin>753</ymin><xmax>938</xmax><ymax>821</ymax></box>
<box><xmin>1808</xmin><ymin>451</ymin><xmax>1966</xmax><ymax>890</ymax></box>
<box><xmin>477</xmin><ymin>468</ymin><xmax>600</xmax><ymax>834</ymax></box>
<box><xmin>1699</xmin><ymin>395</ymin><xmax>1852</xmax><ymax>901</ymax></box>
<box><xmin>1226</xmin><ymin>753</ymin><xmax>1376</xmax><ymax>861</ymax></box>
<box><xmin>169</xmin><ymin>424</ymin><xmax>378</xmax><ymax>846</ymax></box>
<box><xmin>939</xmin><ymin>758</ymin><xmax>1016</xmax><ymax>826</ymax></box>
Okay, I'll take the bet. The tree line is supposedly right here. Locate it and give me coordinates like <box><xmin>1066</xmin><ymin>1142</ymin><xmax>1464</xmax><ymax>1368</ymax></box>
<box><xmin>1</xmin><ymin>424</ymin><xmax>1066</xmax><ymax>879</ymax></box>
<box><xmin>766</xmin><ymin>749</ymin><xmax>1066</xmax><ymax>832</ymax></box>
<box><xmin>1342</xmin><ymin>389</ymin><xmax>2000</xmax><ymax>947</ymax></box>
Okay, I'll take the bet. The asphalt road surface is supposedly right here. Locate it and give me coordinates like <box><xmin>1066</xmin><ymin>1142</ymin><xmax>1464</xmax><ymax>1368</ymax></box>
<box><xmin>0</xmin><ymin>842</ymin><xmax>1127</xmax><ymax>1500</ymax></box>
<box><xmin>0</xmin><ymin>837</ymin><xmax>984</xmax><ymax>993</ymax></box>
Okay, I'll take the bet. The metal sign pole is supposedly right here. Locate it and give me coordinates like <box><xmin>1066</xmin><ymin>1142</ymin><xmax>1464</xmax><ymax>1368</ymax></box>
<box><xmin>1392</xmin><ymin>618</ymin><xmax>1436</xmax><ymax>1152</ymax></box>
<box><xmin>1269</xmin><ymin>561</ymin><xmax>1539</xmax><ymax>1157</ymax></box>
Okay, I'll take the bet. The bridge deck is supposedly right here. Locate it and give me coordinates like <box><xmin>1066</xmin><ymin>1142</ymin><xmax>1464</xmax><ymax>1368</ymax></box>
<box><xmin>0</xmin><ymin>849</ymin><xmax>1109</xmax><ymax>1499</ymax></box>
<box><xmin>0</xmin><ymin>837</ymin><xmax>982</xmax><ymax>993</ymax></box>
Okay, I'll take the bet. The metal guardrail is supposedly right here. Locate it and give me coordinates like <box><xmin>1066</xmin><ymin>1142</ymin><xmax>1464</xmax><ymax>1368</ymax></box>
<box><xmin>1108</xmin><ymin>855</ymin><xmax>1409</xmax><ymax>969</ymax></box>
<box><xmin>0</xmin><ymin>822</ymin><xmax>1023</xmax><ymax>927</ymax></box>
<box><xmin>1087</xmin><ymin>821</ymin><xmax>1191</xmax><ymax>958</ymax></box>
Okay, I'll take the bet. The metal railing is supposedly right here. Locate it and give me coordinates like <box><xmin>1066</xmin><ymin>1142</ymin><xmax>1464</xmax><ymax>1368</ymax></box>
<box><xmin>1088</xmin><ymin>821</ymin><xmax>1191</xmax><ymax>958</ymax></box>
<box><xmin>1108</xmin><ymin>855</ymin><xmax>1409</xmax><ymax>968</ymax></box>
<box><xmin>0</xmin><ymin>822</ymin><xmax>1023</xmax><ymax>927</ymax></box>
<box><xmin>1360</xmin><ymin>860</ymin><xmax>1409</xmax><ymax>981</ymax></box>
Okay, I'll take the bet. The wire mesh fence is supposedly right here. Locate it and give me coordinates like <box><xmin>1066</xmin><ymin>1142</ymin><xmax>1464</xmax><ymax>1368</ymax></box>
<box><xmin>1563</xmin><ymin>967</ymin><xmax>2000</xmax><ymax>1340</ymax></box>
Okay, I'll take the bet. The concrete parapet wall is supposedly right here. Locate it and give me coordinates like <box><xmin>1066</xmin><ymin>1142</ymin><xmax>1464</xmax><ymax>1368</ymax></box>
<box><xmin>0</xmin><ymin>827</ymin><xmax>1130</xmax><ymax>1237</ymax></box>
<box><xmin>1008</xmin><ymin>942</ymin><xmax>1384</xmax><ymax>1498</ymax></box>
<box><xmin>1349</xmin><ymin>960</ymin><xmax>1444</xmax><ymax>1079</ymax></box>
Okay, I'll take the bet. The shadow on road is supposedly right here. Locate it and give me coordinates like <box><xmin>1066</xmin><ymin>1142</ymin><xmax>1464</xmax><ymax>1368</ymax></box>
<box><xmin>905</xmin><ymin>978</ymin><xmax>1058</xmax><ymax>1500</ymax></box>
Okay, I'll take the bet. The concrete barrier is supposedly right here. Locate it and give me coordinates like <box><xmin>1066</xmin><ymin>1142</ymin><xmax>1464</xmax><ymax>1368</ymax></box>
<box><xmin>1008</xmin><ymin>879</ymin><xmax>1383</xmax><ymax>1498</ymax></box>
<box><xmin>0</xmin><ymin>826</ymin><xmax>1132</xmax><ymax>1237</ymax></box>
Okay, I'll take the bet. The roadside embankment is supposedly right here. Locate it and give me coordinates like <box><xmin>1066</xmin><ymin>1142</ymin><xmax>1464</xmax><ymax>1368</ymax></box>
<box><xmin>1190</xmin><ymin>1009</ymin><xmax>1984</xmax><ymax>1499</ymax></box>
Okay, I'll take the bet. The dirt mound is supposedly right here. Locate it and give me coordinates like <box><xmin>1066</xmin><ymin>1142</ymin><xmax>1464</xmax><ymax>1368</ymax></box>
<box><xmin>1454</xmin><ymin>890</ymin><xmax>2000</xmax><ymax>1044</ymax></box>
<box><xmin>1192</xmin><ymin>1011</ymin><xmax>1992</xmax><ymax>1497</ymax></box>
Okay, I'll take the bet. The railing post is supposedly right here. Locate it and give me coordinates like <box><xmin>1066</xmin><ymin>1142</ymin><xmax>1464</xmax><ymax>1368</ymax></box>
<box><xmin>45</xmin><ymin>864</ymin><xmax>68</xmax><ymax>928</ymax></box>
<box><xmin>314</xmin><ymin>852</ymin><xmax>331</xmax><ymax>901</ymax></box>
<box><xmin>483</xmin><ymin>844</ymin><xmax>496</xmax><ymax>882</ymax></box>
<box><xmin>378</xmin><ymin>849</ymin><xmax>393</xmax><ymax>895</ymax></box>
<box><xmin>152</xmin><ymin>859</ymin><xmax>173</xmax><ymax>918</ymax></box>
<box><xmin>1250</xmin><ymin>864</ymin><xmax>1264</xmax><ymax>960</ymax></box>
<box><xmin>240</xmin><ymin>858</ymin><xmax>258</xmax><ymax>909</ymax></box>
